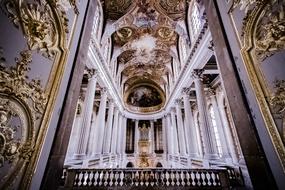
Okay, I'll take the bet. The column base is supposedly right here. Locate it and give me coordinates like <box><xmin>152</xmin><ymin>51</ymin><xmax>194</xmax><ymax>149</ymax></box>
<box><xmin>204</xmin><ymin>153</ymin><xmax>219</xmax><ymax>160</ymax></box>
<box><xmin>188</xmin><ymin>153</ymin><xmax>200</xmax><ymax>158</ymax></box>
<box><xmin>72</xmin><ymin>153</ymin><xmax>86</xmax><ymax>160</ymax></box>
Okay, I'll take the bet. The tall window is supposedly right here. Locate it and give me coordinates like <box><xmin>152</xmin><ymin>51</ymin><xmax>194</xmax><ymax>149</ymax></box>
<box><xmin>209</xmin><ymin>105</ymin><xmax>222</xmax><ymax>157</ymax></box>
<box><xmin>191</xmin><ymin>2</ymin><xmax>201</xmax><ymax>36</ymax></box>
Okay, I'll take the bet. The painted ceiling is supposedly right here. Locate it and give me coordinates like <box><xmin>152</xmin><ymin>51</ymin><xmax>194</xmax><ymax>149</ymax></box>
<box><xmin>103</xmin><ymin>0</ymin><xmax>187</xmax><ymax>112</ymax></box>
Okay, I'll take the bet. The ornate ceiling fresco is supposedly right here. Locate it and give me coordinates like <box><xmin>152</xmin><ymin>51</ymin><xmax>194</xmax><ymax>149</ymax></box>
<box><xmin>104</xmin><ymin>0</ymin><xmax>187</xmax><ymax>113</ymax></box>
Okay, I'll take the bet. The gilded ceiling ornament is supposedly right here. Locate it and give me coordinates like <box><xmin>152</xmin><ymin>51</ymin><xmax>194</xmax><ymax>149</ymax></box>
<box><xmin>113</xmin><ymin>27</ymin><xmax>136</xmax><ymax>46</ymax></box>
<box><xmin>0</xmin><ymin>49</ymin><xmax>47</xmax><ymax>115</ymax></box>
<box><xmin>157</xmin><ymin>0</ymin><xmax>186</xmax><ymax>21</ymax></box>
<box><xmin>105</xmin><ymin>0</ymin><xmax>134</xmax><ymax>20</ymax></box>
<box><xmin>5</xmin><ymin>0</ymin><xmax>68</xmax><ymax>58</ymax></box>
<box><xmin>255</xmin><ymin>4</ymin><xmax>285</xmax><ymax>60</ymax></box>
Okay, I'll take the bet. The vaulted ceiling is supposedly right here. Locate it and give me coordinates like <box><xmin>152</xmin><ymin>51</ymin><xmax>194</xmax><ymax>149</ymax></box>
<box><xmin>103</xmin><ymin>0</ymin><xmax>188</xmax><ymax>113</ymax></box>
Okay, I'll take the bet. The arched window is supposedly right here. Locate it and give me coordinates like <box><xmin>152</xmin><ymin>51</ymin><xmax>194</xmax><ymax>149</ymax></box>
<box><xmin>126</xmin><ymin>162</ymin><xmax>134</xmax><ymax>168</ymax></box>
<box><xmin>209</xmin><ymin>105</ymin><xmax>222</xmax><ymax>157</ymax></box>
<box><xmin>189</xmin><ymin>1</ymin><xmax>202</xmax><ymax>38</ymax></box>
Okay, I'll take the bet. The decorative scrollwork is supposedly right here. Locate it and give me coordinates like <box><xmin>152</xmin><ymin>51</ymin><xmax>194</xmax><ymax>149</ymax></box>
<box><xmin>255</xmin><ymin>4</ymin><xmax>285</xmax><ymax>60</ymax></box>
<box><xmin>0</xmin><ymin>49</ymin><xmax>47</xmax><ymax>115</ymax></box>
<box><xmin>0</xmin><ymin>101</ymin><xmax>21</xmax><ymax>167</ymax></box>
<box><xmin>4</xmin><ymin>0</ymin><xmax>69</xmax><ymax>58</ymax></box>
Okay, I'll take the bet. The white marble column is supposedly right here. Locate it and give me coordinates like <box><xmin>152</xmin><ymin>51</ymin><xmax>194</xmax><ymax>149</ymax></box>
<box><xmin>162</xmin><ymin>116</ymin><xmax>167</xmax><ymax>155</ymax></box>
<box><xmin>68</xmin><ymin>102</ymin><xmax>83</xmax><ymax>158</ymax></box>
<box><xmin>166</xmin><ymin>114</ymin><xmax>174</xmax><ymax>155</ymax></box>
<box><xmin>121</xmin><ymin>116</ymin><xmax>127</xmax><ymax>155</ymax></box>
<box><xmin>192</xmin><ymin>69</ymin><xmax>218</xmax><ymax>159</ymax></box>
<box><xmin>93</xmin><ymin>87</ymin><xmax>108</xmax><ymax>155</ymax></box>
<box><xmin>74</xmin><ymin>69</ymin><xmax>98</xmax><ymax>159</ymax></box>
<box><xmin>182</xmin><ymin>88</ymin><xmax>199</xmax><ymax>157</ymax></box>
<box><xmin>111</xmin><ymin>108</ymin><xmax>119</xmax><ymax>154</ymax></box>
<box><xmin>218</xmin><ymin>92</ymin><xmax>239</xmax><ymax>163</ymax></box>
<box><xmin>103</xmin><ymin>99</ymin><xmax>114</xmax><ymax>154</ymax></box>
<box><xmin>134</xmin><ymin>120</ymin><xmax>139</xmax><ymax>154</ymax></box>
<box><xmin>150</xmin><ymin>120</ymin><xmax>155</xmax><ymax>154</ymax></box>
<box><xmin>170</xmin><ymin>109</ymin><xmax>179</xmax><ymax>154</ymax></box>
<box><xmin>87</xmin><ymin>111</ymin><xmax>97</xmax><ymax>156</ymax></box>
<box><xmin>175</xmin><ymin>100</ymin><xmax>187</xmax><ymax>155</ymax></box>
<box><xmin>209</xmin><ymin>90</ymin><xmax>231</xmax><ymax>159</ymax></box>
<box><xmin>116</xmin><ymin>113</ymin><xmax>123</xmax><ymax>154</ymax></box>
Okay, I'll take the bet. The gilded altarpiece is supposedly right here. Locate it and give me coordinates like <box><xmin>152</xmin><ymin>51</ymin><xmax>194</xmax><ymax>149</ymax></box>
<box><xmin>228</xmin><ymin>0</ymin><xmax>285</xmax><ymax>171</ymax></box>
<box><xmin>0</xmin><ymin>0</ymin><xmax>80</xmax><ymax>189</ymax></box>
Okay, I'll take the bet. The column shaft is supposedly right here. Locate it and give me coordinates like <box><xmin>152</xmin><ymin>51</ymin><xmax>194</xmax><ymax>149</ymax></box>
<box><xmin>111</xmin><ymin>108</ymin><xmax>119</xmax><ymax>154</ymax></box>
<box><xmin>175</xmin><ymin>101</ymin><xmax>187</xmax><ymax>155</ymax></box>
<box><xmin>183</xmin><ymin>91</ymin><xmax>199</xmax><ymax>157</ymax></box>
<box><xmin>150</xmin><ymin>121</ymin><xmax>155</xmax><ymax>154</ymax></box>
<box><xmin>93</xmin><ymin>88</ymin><xmax>108</xmax><ymax>155</ymax></box>
<box><xmin>193</xmin><ymin>72</ymin><xmax>218</xmax><ymax>159</ymax></box>
<box><xmin>134</xmin><ymin>120</ymin><xmax>139</xmax><ymax>154</ymax></box>
<box><xmin>75</xmin><ymin>72</ymin><xmax>97</xmax><ymax>159</ymax></box>
<box><xmin>166</xmin><ymin>114</ymin><xmax>174</xmax><ymax>154</ymax></box>
<box><xmin>210</xmin><ymin>94</ymin><xmax>231</xmax><ymax>159</ymax></box>
<box><xmin>103</xmin><ymin>100</ymin><xmax>114</xmax><ymax>153</ymax></box>
<box><xmin>116</xmin><ymin>113</ymin><xmax>123</xmax><ymax>154</ymax></box>
<box><xmin>171</xmin><ymin>110</ymin><xmax>179</xmax><ymax>154</ymax></box>
<box><xmin>121</xmin><ymin>117</ymin><xmax>127</xmax><ymax>154</ymax></box>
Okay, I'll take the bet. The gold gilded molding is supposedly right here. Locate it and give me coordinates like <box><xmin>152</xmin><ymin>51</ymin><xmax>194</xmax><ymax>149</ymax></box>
<box><xmin>240</xmin><ymin>1</ymin><xmax>285</xmax><ymax>172</ymax></box>
<box><xmin>255</xmin><ymin>5</ymin><xmax>285</xmax><ymax>60</ymax></box>
<box><xmin>2</xmin><ymin>0</ymin><xmax>71</xmax><ymax>188</ymax></box>
<box><xmin>0</xmin><ymin>50</ymin><xmax>47</xmax><ymax>115</ymax></box>
<box><xmin>0</xmin><ymin>48</ymin><xmax>46</xmax><ymax>189</ymax></box>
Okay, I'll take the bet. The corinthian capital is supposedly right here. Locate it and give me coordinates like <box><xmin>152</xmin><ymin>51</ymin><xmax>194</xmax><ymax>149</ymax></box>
<box><xmin>191</xmin><ymin>69</ymin><xmax>204</xmax><ymax>80</ymax></box>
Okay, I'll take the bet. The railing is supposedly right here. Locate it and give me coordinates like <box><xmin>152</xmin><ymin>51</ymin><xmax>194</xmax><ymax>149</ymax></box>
<box><xmin>63</xmin><ymin>168</ymin><xmax>236</xmax><ymax>189</ymax></box>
